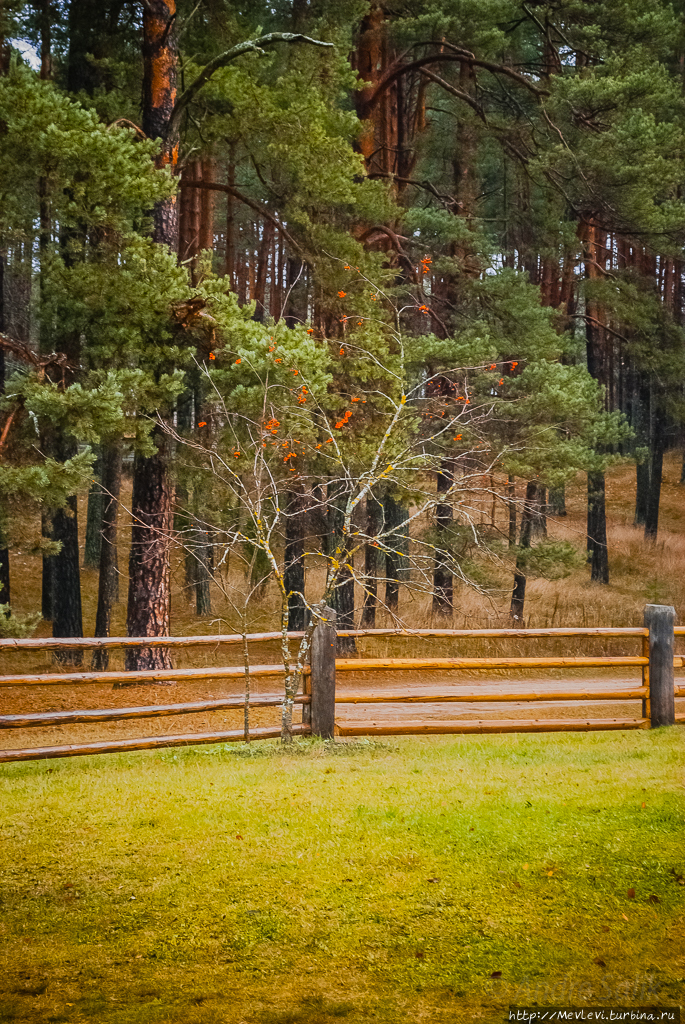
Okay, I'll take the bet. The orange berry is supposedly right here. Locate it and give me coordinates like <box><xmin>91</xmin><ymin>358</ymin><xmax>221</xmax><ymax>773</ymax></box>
<box><xmin>198</xmin><ymin>421</ymin><xmax>207</xmax><ymax>428</ymax></box>
<box><xmin>209</xmin><ymin>352</ymin><xmax>216</xmax><ymax>360</ymax></box>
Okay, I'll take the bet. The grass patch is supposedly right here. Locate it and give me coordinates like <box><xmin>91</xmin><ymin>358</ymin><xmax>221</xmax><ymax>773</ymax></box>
<box><xmin>0</xmin><ymin>731</ymin><xmax>684</xmax><ymax>1022</ymax></box>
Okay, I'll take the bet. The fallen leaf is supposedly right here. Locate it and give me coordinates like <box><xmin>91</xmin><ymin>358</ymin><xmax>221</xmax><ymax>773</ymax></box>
<box><xmin>593</xmin><ymin>957</ymin><xmax>606</xmax><ymax>968</ymax></box>
<box><xmin>627</xmin><ymin>888</ymin><xmax>635</xmax><ymax>899</ymax></box>
<box><xmin>641</xmin><ymin>802</ymin><xmax>646</xmax><ymax>809</ymax></box>
<box><xmin>469</xmin><ymin>827</ymin><xmax>474</xmax><ymax>832</ymax></box>
<box><xmin>415</xmin><ymin>950</ymin><xmax>425</xmax><ymax>960</ymax></box>
<box><xmin>235</xmin><ymin>834</ymin><xmax>243</xmax><ymax>840</ymax></box>
<box><xmin>427</xmin><ymin>877</ymin><xmax>440</xmax><ymax>883</ymax></box>
<box><xmin>547</xmin><ymin>871</ymin><xmax>554</xmax><ymax>877</ymax></box>
<box><xmin>490</xmin><ymin>971</ymin><xmax>502</xmax><ymax>979</ymax></box>
<box><xmin>523</xmin><ymin>864</ymin><xmax>529</xmax><ymax>871</ymax></box>
<box><xmin>622</xmin><ymin>913</ymin><xmax>628</xmax><ymax>921</ymax></box>
<box><xmin>513</xmin><ymin>881</ymin><xmax>521</xmax><ymax>888</ymax></box>
<box><xmin>648</xmin><ymin>894</ymin><xmax>660</xmax><ymax>904</ymax></box>
<box><xmin>601</xmin><ymin>926</ymin><xmax>610</xmax><ymax>932</ymax></box>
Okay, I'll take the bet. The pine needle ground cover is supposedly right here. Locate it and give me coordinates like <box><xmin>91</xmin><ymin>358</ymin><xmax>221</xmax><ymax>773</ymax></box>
<box><xmin>0</xmin><ymin>733</ymin><xmax>683</xmax><ymax>1024</ymax></box>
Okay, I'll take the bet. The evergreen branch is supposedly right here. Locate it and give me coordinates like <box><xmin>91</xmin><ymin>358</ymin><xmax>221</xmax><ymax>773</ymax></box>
<box><xmin>167</xmin><ymin>33</ymin><xmax>334</xmax><ymax>139</ymax></box>
<box><xmin>366</xmin><ymin>48</ymin><xmax>548</xmax><ymax>109</ymax></box>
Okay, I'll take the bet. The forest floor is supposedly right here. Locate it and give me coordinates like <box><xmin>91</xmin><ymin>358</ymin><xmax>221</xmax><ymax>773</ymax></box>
<box><xmin>2</xmin><ymin>452</ymin><xmax>685</xmax><ymax>749</ymax></box>
<box><xmin>0</xmin><ymin>732</ymin><xmax>683</xmax><ymax>1024</ymax></box>
<box><xmin>7</xmin><ymin>452</ymin><xmax>685</xmax><ymax>638</ymax></box>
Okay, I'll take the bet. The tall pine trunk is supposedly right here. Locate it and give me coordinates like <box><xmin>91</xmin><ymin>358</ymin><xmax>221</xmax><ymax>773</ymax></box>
<box><xmin>587</xmin><ymin>472</ymin><xmax>609</xmax><ymax>583</ymax></box>
<box><xmin>126</xmin><ymin>436</ymin><xmax>173</xmax><ymax>671</ymax></box>
<box><xmin>644</xmin><ymin>408</ymin><xmax>665</xmax><ymax>541</ymax></box>
<box><xmin>126</xmin><ymin>0</ymin><xmax>178</xmax><ymax>664</ymax></box>
<box><xmin>92</xmin><ymin>441</ymin><xmax>122</xmax><ymax>670</ymax></box>
<box><xmin>51</xmin><ymin>496</ymin><xmax>83</xmax><ymax>664</ymax></box>
<box><xmin>0</xmin><ymin>251</ymin><xmax>9</xmax><ymax>609</ymax></box>
<box><xmin>510</xmin><ymin>480</ymin><xmax>537</xmax><ymax>622</ymax></box>
<box><xmin>580</xmin><ymin>215</ymin><xmax>610</xmax><ymax>584</ymax></box>
<box><xmin>432</xmin><ymin>461</ymin><xmax>453</xmax><ymax>619</ymax></box>
<box><xmin>84</xmin><ymin>448</ymin><xmax>103</xmax><ymax>568</ymax></box>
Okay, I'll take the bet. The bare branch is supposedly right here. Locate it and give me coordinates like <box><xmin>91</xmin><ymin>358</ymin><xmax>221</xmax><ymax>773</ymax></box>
<box><xmin>178</xmin><ymin>179</ymin><xmax>305</xmax><ymax>256</ymax></box>
<box><xmin>168</xmin><ymin>32</ymin><xmax>334</xmax><ymax>139</ymax></box>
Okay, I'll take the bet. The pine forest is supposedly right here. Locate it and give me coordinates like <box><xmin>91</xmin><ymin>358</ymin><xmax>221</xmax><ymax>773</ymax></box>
<box><xmin>1</xmin><ymin>0</ymin><xmax>685</xmax><ymax>651</ymax></box>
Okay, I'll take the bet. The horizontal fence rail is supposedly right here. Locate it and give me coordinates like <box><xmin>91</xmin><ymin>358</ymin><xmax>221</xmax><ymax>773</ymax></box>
<box><xmin>336</xmin><ymin>718</ymin><xmax>648</xmax><ymax>737</ymax></box>
<box><xmin>0</xmin><ymin>694</ymin><xmax>309</xmax><ymax>730</ymax></box>
<box><xmin>0</xmin><ymin>725</ymin><xmax>311</xmax><ymax>763</ymax></box>
<box><xmin>0</xmin><ymin>625</ymin><xmax>653</xmax><ymax>653</ymax></box>
<box><xmin>334</xmin><ymin>656</ymin><xmax>653</xmax><ymax>671</ymax></box>
<box><xmin>0</xmin><ymin>604</ymin><xmax>682</xmax><ymax>764</ymax></box>
<box><xmin>335</xmin><ymin>688</ymin><xmax>649</xmax><ymax>704</ymax></box>
<box><xmin>0</xmin><ymin>665</ymin><xmax>309</xmax><ymax>688</ymax></box>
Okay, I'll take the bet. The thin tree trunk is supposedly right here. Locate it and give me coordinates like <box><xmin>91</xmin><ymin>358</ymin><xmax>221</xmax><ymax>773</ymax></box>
<box><xmin>84</xmin><ymin>448</ymin><xmax>103</xmax><ymax>568</ymax></box>
<box><xmin>361</xmin><ymin>492</ymin><xmax>380</xmax><ymax>627</ymax></box>
<box><xmin>52</xmin><ymin>492</ymin><xmax>83</xmax><ymax>665</ymax></box>
<box><xmin>92</xmin><ymin>441</ymin><xmax>122</xmax><ymax>670</ymax></box>
<box><xmin>507</xmin><ymin>475</ymin><xmax>517</xmax><ymax>547</ymax></box>
<box><xmin>432</xmin><ymin>460</ymin><xmax>453</xmax><ymax>619</ymax></box>
<box><xmin>0</xmin><ymin>250</ymin><xmax>9</xmax><ymax>609</ymax></box>
<box><xmin>588</xmin><ymin>472</ymin><xmax>609</xmax><ymax>583</ymax></box>
<box><xmin>328</xmin><ymin>482</ymin><xmax>355</xmax><ymax>651</ymax></box>
<box><xmin>644</xmin><ymin>410</ymin><xmax>665</xmax><ymax>541</ymax></box>
<box><xmin>192</xmin><ymin>502</ymin><xmax>212</xmax><ymax>616</ymax></box>
<box><xmin>224</xmin><ymin>148</ymin><xmax>235</xmax><ymax>285</ymax></box>
<box><xmin>253</xmin><ymin>219</ymin><xmax>274</xmax><ymax>323</ymax></box>
<box><xmin>510</xmin><ymin>480</ymin><xmax>537</xmax><ymax>622</ymax></box>
<box><xmin>41</xmin><ymin>508</ymin><xmax>54</xmax><ymax>621</ymax></box>
<box><xmin>634</xmin><ymin>378</ymin><xmax>650</xmax><ymax>526</ymax></box>
<box><xmin>199</xmin><ymin>155</ymin><xmax>215</xmax><ymax>254</ymax></box>
<box><xmin>384</xmin><ymin>494</ymin><xmax>407</xmax><ymax>614</ymax></box>
<box><xmin>284</xmin><ymin>488</ymin><xmax>306</xmax><ymax>631</ymax></box>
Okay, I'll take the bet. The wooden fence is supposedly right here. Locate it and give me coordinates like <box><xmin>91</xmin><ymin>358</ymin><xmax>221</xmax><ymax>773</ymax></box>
<box><xmin>0</xmin><ymin>603</ymin><xmax>682</xmax><ymax>764</ymax></box>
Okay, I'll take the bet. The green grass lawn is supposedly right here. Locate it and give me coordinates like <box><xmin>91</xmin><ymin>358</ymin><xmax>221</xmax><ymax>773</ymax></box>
<box><xmin>0</xmin><ymin>730</ymin><xmax>683</xmax><ymax>1024</ymax></box>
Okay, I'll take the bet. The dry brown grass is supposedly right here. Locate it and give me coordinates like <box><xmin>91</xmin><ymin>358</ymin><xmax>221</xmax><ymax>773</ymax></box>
<box><xmin>5</xmin><ymin>453</ymin><xmax>685</xmax><ymax>645</ymax></box>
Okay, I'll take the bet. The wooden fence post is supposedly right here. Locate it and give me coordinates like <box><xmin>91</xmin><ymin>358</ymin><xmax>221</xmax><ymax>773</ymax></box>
<box><xmin>310</xmin><ymin>606</ymin><xmax>336</xmax><ymax>739</ymax></box>
<box><xmin>644</xmin><ymin>604</ymin><xmax>676</xmax><ymax>728</ymax></box>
